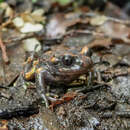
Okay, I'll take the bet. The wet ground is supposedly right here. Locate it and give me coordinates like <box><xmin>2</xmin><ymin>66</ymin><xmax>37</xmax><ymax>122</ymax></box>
<box><xmin>0</xmin><ymin>34</ymin><xmax>130</xmax><ymax>130</ymax></box>
<box><xmin>0</xmin><ymin>0</ymin><xmax>130</xmax><ymax>129</ymax></box>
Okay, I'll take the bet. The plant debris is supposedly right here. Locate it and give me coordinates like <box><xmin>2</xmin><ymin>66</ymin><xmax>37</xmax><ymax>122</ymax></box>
<box><xmin>0</xmin><ymin>0</ymin><xmax>130</xmax><ymax>129</ymax></box>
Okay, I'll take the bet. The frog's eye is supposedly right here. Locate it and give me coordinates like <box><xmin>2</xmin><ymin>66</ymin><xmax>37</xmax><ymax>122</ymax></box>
<box><xmin>62</xmin><ymin>55</ymin><xmax>74</xmax><ymax>66</ymax></box>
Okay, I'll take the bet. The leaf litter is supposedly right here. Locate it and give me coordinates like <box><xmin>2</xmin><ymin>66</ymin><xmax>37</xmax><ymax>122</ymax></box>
<box><xmin>0</xmin><ymin>0</ymin><xmax>130</xmax><ymax>129</ymax></box>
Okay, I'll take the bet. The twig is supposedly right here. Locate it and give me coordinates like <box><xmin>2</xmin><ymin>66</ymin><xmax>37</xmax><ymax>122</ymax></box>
<box><xmin>86</xmin><ymin>12</ymin><xmax>130</xmax><ymax>25</ymax></box>
<box><xmin>1</xmin><ymin>7</ymin><xmax>14</xmax><ymax>28</ymax></box>
<box><xmin>4</xmin><ymin>33</ymin><xmax>35</xmax><ymax>45</ymax></box>
<box><xmin>0</xmin><ymin>37</ymin><xmax>9</xmax><ymax>63</ymax></box>
<box><xmin>0</xmin><ymin>9</ymin><xmax>14</xmax><ymax>63</ymax></box>
<box><xmin>66</xmin><ymin>29</ymin><xmax>108</xmax><ymax>37</ymax></box>
<box><xmin>103</xmin><ymin>68</ymin><xmax>130</xmax><ymax>78</ymax></box>
<box><xmin>107</xmin><ymin>16</ymin><xmax>130</xmax><ymax>25</ymax></box>
<box><xmin>67</xmin><ymin>29</ymin><xmax>130</xmax><ymax>46</ymax></box>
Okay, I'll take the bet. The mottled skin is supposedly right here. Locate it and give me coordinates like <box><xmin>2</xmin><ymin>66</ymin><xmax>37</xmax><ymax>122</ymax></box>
<box><xmin>24</xmin><ymin>46</ymin><xmax>93</xmax><ymax>107</ymax></box>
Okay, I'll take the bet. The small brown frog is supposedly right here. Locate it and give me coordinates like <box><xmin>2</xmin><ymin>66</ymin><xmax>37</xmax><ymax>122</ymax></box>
<box><xmin>23</xmin><ymin>45</ymin><xmax>93</xmax><ymax>107</ymax></box>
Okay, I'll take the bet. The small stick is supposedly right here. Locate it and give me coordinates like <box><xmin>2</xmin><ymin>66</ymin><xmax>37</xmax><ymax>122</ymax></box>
<box><xmin>0</xmin><ymin>36</ymin><xmax>9</xmax><ymax>63</ymax></box>
<box><xmin>107</xmin><ymin>16</ymin><xmax>130</xmax><ymax>25</ymax></box>
<box><xmin>0</xmin><ymin>9</ymin><xmax>14</xmax><ymax>63</ymax></box>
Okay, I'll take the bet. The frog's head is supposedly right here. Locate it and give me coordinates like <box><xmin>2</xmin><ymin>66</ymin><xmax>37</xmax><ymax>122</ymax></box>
<box><xmin>50</xmin><ymin>48</ymin><xmax>93</xmax><ymax>76</ymax></box>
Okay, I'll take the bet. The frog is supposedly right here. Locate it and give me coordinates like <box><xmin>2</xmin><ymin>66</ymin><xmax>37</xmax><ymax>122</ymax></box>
<box><xmin>23</xmin><ymin>45</ymin><xmax>93</xmax><ymax>107</ymax></box>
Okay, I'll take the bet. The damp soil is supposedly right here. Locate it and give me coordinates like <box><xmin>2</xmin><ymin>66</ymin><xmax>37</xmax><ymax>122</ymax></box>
<box><xmin>0</xmin><ymin>35</ymin><xmax>130</xmax><ymax>130</ymax></box>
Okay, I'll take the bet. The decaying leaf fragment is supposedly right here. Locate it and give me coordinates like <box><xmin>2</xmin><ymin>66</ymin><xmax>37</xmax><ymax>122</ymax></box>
<box><xmin>46</xmin><ymin>12</ymin><xmax>89</xmax><ymax>39</ymax></box>
<box><xmin>98</xmin><ymin>21</ymin><xmax>130</xmax><ymax>44</ymax></box>
<box><xmin>88</xmin><ymin>38</ymin><xmax>112</xmax><ymax>49</ymax></box>
<box><xmin>90</xmin><ymin>15</ymin><xmax>108</xmax><ymax>26</ymax></box>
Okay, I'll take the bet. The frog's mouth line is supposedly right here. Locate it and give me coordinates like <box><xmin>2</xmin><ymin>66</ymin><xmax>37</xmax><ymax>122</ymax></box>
<box><xmin>58</xmin><ymin>67</ymin><xmax>90</xmax><ymax>75</ymax></box>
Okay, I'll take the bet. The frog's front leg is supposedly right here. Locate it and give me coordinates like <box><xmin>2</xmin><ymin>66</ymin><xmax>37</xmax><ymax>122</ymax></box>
<box><xmin>35</xmin><ymin>70</ymin><xmax>49</xmax><ymax>107</ymax></box>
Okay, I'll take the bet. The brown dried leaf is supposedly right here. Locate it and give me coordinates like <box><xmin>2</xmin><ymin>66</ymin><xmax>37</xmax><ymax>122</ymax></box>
<box><xmin>0</xmin><ymin>120</ymin><xmax>8</xmax><ymax>130</ymax></box>
<box><xmin>21</xmin><ymin>10</ymin><xmax>45</xmax><ymax>24</ymax></box>
<box><xmin>0</xmin><ymin>43</ymin><xmax>25</xmax><ymax>86</ymax></box>
<box><xmin>88</xmin><ymin>38</ymin><xmax>112</xmax><ymax>49</ymax></box>
<box><xmin>98</xmin><ymin>21</ymin><xmax>130</xmax><ymax>44</ymax></box>
<box><xmin>90</xmin><ymin>15</ymin><xmax>108</xmax><ymax>26</ymax></box>
<box><xmin>46</xmin><ymin>12</ymin><xmax>89</xmax><ymax>39</ymax></box>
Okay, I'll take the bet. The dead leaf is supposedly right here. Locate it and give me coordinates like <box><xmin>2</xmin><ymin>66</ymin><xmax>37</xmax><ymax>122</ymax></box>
<box><xmin>46</xmin><ymin>13</ymin><xmax>66</xmax><ymax>39</ymax></box>
<box><xmin>0</xmin><ymin>43</ymin><xmax>25</xmax><ymax>86</ymax></box>
<box><xmin>0</xmin><ymin>120</ymin><xmax>8</xmax><ymax>130</ymax></box>
<box><xmin>20</xmin><ymin>23</ymin><xmax>43</xmax><ymax>33</ymax></box>
<box><xmin>98</xmin><ymin>21</ymin><xmax>130</xmax><ymax>44</ymax></box>
<box><xmin>21</xmin><ymin>10</ymin><xmax>45</xmax><ymax>24</ymax></box>
<box><xmin>88</xmin><ymin>37</ymin><xmax>112</xmax><ymax>49</ymax></box>
<box><xmin>46</xmin><ymin>12</ymin><xmax>89</xmax><ymax>39</ymax></box>
<box><xmin>90</xmin><ymin>15</ymin><xmax>108</xmax><ymax>26</ymax></box>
